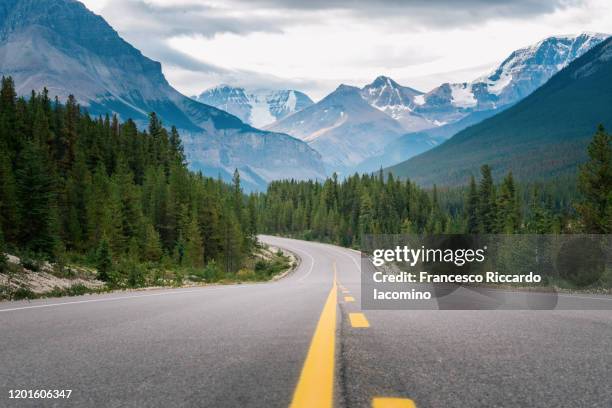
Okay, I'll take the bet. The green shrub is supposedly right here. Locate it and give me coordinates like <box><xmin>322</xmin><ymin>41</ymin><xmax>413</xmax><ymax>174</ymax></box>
<box><xmin>13</xmin><ymin>287</ymin><xmax>36</xmax><ymax>300</ymax></box>
<box><xmin>202</xmin><ymin>261</ymin><xmax>221</xmax><ymax>282</ymax></box>
<box><xmin>20</xmin><ymin>256</ymin><xmax>40</xmax><ymax>272</ymax></box>
<box><xmin>66</xmin><ymin>284</ymin><xmax>90</xmax><ymax>296</ymax></box>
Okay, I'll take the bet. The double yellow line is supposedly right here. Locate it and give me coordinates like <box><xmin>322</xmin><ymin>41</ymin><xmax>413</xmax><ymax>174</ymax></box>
<box><xmin>289</xmin><ymin>262</ymin><xmax>415</xmax><ymax>408</ymax></box>
<box><xmin>289</xmin><ymin>265</ymin><xmax>338</xmax><ymax>408</ymax></box>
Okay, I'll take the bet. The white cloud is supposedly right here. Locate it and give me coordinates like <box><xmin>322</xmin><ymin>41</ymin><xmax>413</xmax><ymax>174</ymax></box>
<box><xmin>80</xmin><ymin>0</ymin><xmax>612</xmax><ymax>100</ymax></box>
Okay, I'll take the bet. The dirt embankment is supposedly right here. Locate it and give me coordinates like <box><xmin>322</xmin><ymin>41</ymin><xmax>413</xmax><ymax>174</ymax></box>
<box><xmin>0</xmin><ymin>254</ymin><xmax>105</xmax><ymax>300</ymax></box>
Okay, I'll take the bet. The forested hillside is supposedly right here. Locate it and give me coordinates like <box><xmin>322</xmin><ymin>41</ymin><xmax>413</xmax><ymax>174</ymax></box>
<box><xmin>387</xmin><ymin>37</ymin><xmax>612</xmax><ymax>186</ymax></box>
<box><xmin>0</xmin><ymin>76</ymin><xmax>260</xmax><ymax>288</ymax></box>
<box><xmin>257</xmin><ymin>125</ymin><xmax>610</xmax><ymax>246</ymax></box>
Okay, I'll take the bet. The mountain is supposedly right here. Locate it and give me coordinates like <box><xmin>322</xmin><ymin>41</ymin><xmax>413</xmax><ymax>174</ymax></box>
<box><xmin>194</xmin><ymin>85</ymin><xmax>313</xmax><ymax>128</ymax></box>
<box><xmin>356</xmin><ymin>108</ymin><xmax>504</xmax><ymax>172</ymax></box>
<box><xmin>0</xmin><ymin>0</ymin><xmax>325</xmax><ymax>191</ymax></box>
<box><xmin>360</xmin><ymin>76</ymin><xmax>434</xmax><ymax>132</ymax></box>
<box><xmin>267</xmin><ymin>34</ymin><xmax>607</xmax><ymax>176</ymax></box>
<box><xmin>413</xmin><ymin>33</ymin><xmax>609</xmax><ymax>124</ymax></box>
<box><xmin>267</xmin><ymin>84</ymin><xmax>406</xmax><ymax>174</ymax></box>
<box><xmin>387</xmin><ymin>37</ymin><xmax>612</xmax><ymax>186</ymax></box>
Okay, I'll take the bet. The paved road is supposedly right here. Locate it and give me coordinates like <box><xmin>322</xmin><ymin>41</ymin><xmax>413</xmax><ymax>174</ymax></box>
<box><xmin>1</xmin><ymin>235</ymin><xmax>611</xmax><ymax>407</ymax></box>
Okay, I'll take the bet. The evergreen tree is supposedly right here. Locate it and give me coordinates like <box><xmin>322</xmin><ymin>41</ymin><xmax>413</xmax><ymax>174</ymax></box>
<box><xmin>526</xmin><ymin>187</ymin><xmax>554</xmax><ymax>233</ymax></box>
<box><xmin>142</xmin><ymin>223</ymin><xmax>163</xmax><ymax>262</ymax></box>
<box><xmin>0</xmin><ymin>78</ymin><xmax>252</xmax><ymax>283</ymax></box>
<box><xmin>183</xmin><ymin>214</ymin><xmax>204</xmax><ymax>268</ymax></box>
<box><xmin>96</xmin><ymin>238</ymin><xmax>113</xmax><ymax>282</ymax></box>
<box><xmin>576</xmin><ymin>125</ymin><xmax>611</xmax><ymax>233</ymax></box>
<box><xmin>232</xmin><ymin>168</ymin><xmax>243</xmax><ymax>222</ymax></box>
<box><xmin>359</xmin><ymin>191</ymin><xmax>374</xmax><ymax>238</ymax></box>
<box><xmin>0</xmin><ymin>149</ymin><xmax>19</xmax><ymax>242</ymax></box>
<box><xmin>478</xmin><ymin>165</ymin><xmax>498</xmax><ymax>233</ymax></box>
<box><xmin>169</xmin><ymin>125</ymin><xmax>185</xmax><ymax>165</ymax></box>
<box><xmin>465</xmin><ymin>175</ymin><xmax>479</xmax><ymax>233</ymax></box>
<box><xmin>497</xmin><ymin>172</ymin><xmax>521</xmax><ymax>233</ymax></box>
<box><xmin>15</xmin><ymin>140</ymin><xmax>57</xmax><ymax>255</ymax></box>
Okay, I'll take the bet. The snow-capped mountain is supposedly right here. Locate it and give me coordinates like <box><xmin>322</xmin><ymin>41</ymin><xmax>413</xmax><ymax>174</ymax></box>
<box><xmin>268</xmin><ymin>84</ymin><xmax>406</xmax><ymax>174</ymax></box>
<box><xmin>388</xmin><ymin>36</ymin><xmax>612</xmax><ymax>186</ymax></box>
<box><xmin>360</xmin><ymin>76</ymin><xmax>434</xmax><ymax>132</ymax></box>
<box><xmin>0</xmin><ymin>0</ymin><xmax>326</xmax><ymax>190</ymax></box>
<box><xmin>414</xmin><ymin>32</ymin><xmax>609</xmax><ymax>123</ymax></box>
<box><xmin>195</xmin><ymin>86</ymin><xmax>313</xmax><ymax>128</ymax></box>
<box><xmin>267</xmin><ymin>32</ymin><xmax>607</xmax><ymax>175</ymax></box>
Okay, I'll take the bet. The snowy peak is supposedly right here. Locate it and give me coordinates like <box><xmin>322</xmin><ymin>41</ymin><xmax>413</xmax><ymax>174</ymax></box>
<box><xmin>361</xmin><ymin>76</ymin><xmax>422</xmax><ymax>108</ymax></box>
<box><xmin>195</xmin><ymin>85</ymin><xmax>313</xmax><ymax>128</ymax></box>
<box><xmin>413</xmin><ymin>32</ymin><xmax>609</xmax><ymax>122</ymax></box>
<box><xmin>360</xmin><ymin>75</ymin><xmax>432</xmax><ymax>131</ymax></box>
<box><xmin>267</xmin><ymin>80</ymin><xmax>406</xmax><ymax>173</ymax></box>
<box><xmin>477</xmin><ymin>32</ymin><xmax>609</xmax><ymax>101</ymax></box>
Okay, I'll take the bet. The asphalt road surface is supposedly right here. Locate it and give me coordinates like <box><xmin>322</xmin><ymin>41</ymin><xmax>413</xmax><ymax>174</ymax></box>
<box><xmin>1</xmin><ymin>235</ymin><xmax>611</xmax><ymax>408</ymax></box>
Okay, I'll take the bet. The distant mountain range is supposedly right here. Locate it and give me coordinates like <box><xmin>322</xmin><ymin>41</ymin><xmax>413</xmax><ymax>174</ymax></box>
<box><xmin>411</xmin><ymin>32</ymin><xmax>609</xmax><ymax>125</ymax></box>
<box><xmin>268</xmin><ymin>84</ymin><xmax>407</xmax><ymax>173</ymax></box>
<box><xmin>0</xmin><ymin>0</ymin><xmax>326</xmax><ymax>191</ymax></box>
<box><xmin>194</xmin><ymin>86</ymin><xmax>313</xmax><ymax>128</ymax></box>
<box><xmin>387</xmin><ymin>36</ymin><xmax>612</xmax><ymax>186</ymax></box>
<box><xmin>1</xmin><ymin>0</ymin><xmax>608</xmax><ymax>188</ymax></box>
<box><xmin>267</xmin><ymin>33</ymin><xmax>607</xmax><ymax>174</ymax></box>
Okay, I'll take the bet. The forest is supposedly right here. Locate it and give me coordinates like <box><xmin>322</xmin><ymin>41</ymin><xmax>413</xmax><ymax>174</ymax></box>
<box><xmin>0</xmin><ymin>76</ymin><xmax>278</xmax><ymax>291</ymax></box>
<box><xmin>0</xmin><ymin>75</ymin><xmax>610</xmax><ymax>294</ymax></box>
<box><xmin>255</xmin><ymin>126</ymin><xmax>610</xmax><ymax>247</ymax></box>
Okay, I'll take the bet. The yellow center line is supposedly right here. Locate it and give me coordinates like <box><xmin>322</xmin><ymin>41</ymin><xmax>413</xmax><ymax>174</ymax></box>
<box><xmin>349</xmin><ymin>312</ymin><xmax>370</xmax><ymax>328</ymax></box>
<box><xmin>372</xmin><ymin>397</ymin><xmax>417</xmax><ymax>408</ymax></box>
<box><xmin>289</xmin><ymin>262</ymin><xmax>338</xmax><ymax>408</ymax></box>
<box><xmin>344</xmin><ymin>296</ymin><xmax>355</xmax><ymax>302</ymax></box>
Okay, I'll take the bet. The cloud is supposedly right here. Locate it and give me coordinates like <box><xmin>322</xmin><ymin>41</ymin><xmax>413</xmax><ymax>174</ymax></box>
<box><xmin>220</xmin><ymin>0</ymin><xmax>579</xmax><ymax>27</ymax></box>
<box><xmin>100</xmin><ymin>0</ymin><xmax>291</xmax><ymax>38</ymax></box>
<box><xmin>82</xmin><ymin>0</ymin><xmax>605</xmax><ymax>100</ymax></box>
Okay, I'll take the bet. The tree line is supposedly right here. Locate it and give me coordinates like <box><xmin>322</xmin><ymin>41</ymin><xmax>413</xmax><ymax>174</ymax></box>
<box><xmin>0</xmin><ymin>77</ymin><xmax>255</xmax><ymax>286</ymax></box>
<box><xmin>255</xmin><ymin>126</ymin><xmax>610</xmax><ymax>246</ymax></box>
<box><xmin>0</xmin><ymin>74</ymin><xmax>609</xmax><ymax>283</ymax></box>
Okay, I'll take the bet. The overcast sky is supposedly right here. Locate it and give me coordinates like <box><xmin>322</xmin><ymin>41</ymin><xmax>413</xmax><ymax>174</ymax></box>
<box><xmin>81</xmin><ymin>0</ymin><xmax>612</xmax><ymax>100</ymax></box>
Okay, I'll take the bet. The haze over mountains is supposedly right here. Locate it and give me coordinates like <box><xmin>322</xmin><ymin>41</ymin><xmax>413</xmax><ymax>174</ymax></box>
<box><xmin>0</xmin><ymin>0</ymin><xmax>325</xmax><ymax>191</ymax></box>
<box><xmin>388</xmin><ymin>36</ymin><xmax>612</xmax><ymax>186</ymax></box>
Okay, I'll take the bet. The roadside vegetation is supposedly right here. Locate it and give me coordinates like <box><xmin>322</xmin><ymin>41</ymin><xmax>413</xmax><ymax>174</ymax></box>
<box><xmin>0</xmin><ymin>77</ymin><xmax>295</xmax><ymax>300</ymax></box>
<box><xmin>0</xmin><ymin>242</ymin><xmax>294</xmax><ymax>301</ymax></box>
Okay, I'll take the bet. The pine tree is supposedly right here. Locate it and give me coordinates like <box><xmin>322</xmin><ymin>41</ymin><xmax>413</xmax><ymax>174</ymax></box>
<box><xmin>96</xmin><ymin>238</ymin><xmax>113</xmax><ymax>282</ymax></box>
<box><xmin>0</xmin><ymin>77</ymin><xmax>17</xmax><ymax>152</ymax></box>
<box><xmin>478</xmin><ymin>165</ymin><xmax>497</xmax><ymax>233</ymax></box>
<box><xmin>576</xmin><ymin>125</ymin><xmax>611</xmax><ymax>233</ymax></box>
<box><xmin>183</xmin><ymin>214</ymin><xmax>204</xmax><ymax>268</ymax></box>
<box><xmin>232</xmin><ymin>168</ymin><xmax>243</xmax><ymax>222</ymax></box>
<box><xmin>0</xmin><ymin>149</ymin><xmax>19</xmax><ymax>242</ymax></box>
<box><xmin>359</xmin><ymin>191</ymin><xmax>374</xmax><ymax>238</ymax></box>
<box><xmin>527</xmin><ymin>187</ymin><xmax>554</xmax><ymax>233</ymax></box>
<box><xmin>497</xmin><ymin>172</ymin><xmax>521</xmax><ymax>233</ymax></box>
<box><xmin>169</xmin><ymin>126</ymin><xmax>186</xmax><ymax>165</ymax></box>
<box><xmin>16</xmin><ymin>140</ymin><xmax>57</xmax><ymax>255</ymax></box>
<box><xmin>142</xmin><ymin>223</ymin><xmax>163</xmax><ymax>263</ymax></box>
<box><xmin>465</xmin><ymin>175</ymin><xmax>479</xmax><ymax>233</ymax></box>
